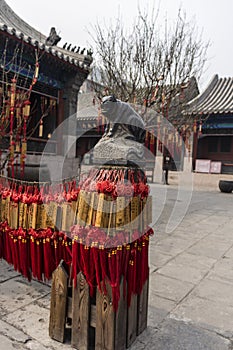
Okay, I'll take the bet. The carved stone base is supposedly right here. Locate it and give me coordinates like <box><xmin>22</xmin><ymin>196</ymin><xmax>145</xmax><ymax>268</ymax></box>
<box><xmin>93</xmin><ymin>136</ymin><xmax>144</xmax><ymax>165</ymax></box>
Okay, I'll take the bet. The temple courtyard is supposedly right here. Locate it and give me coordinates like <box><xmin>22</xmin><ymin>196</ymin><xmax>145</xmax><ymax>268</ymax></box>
<box><xmin>0</xmin><ymin>181</ymin><xmax>233</xmax><ymax>349</ymax></box>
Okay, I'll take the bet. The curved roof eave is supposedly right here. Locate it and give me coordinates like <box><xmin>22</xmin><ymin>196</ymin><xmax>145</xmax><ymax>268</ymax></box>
<box><xmin>182</xmin><ymin>74</ymin><xmax>233</xmax><ymax>116</ymax></box>
<box><xmin>0</xmin><ymin>0</ymin><xmax>92</xmax><ymax>71</ymax></box>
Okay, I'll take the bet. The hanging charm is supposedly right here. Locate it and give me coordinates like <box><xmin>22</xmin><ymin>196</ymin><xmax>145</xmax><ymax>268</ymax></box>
<box><xmin>39</xmin><ymin>118</ymin><xmax>43</xmax><ymax>137</ymax></box>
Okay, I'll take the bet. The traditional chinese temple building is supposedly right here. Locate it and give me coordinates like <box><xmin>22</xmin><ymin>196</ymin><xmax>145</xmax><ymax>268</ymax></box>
<box><xmin>183</xmin><ymin>75</ymin><xmax>233</xmax><ymax>174</ymax></box>
<box><xmin>0</xmin><ymin>0</ymin><xmax>92</xmax><ymax>179</ymax></box>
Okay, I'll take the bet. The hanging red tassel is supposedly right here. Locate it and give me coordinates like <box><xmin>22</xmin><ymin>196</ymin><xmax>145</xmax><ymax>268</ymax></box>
<box><xmin>29</xmin><ymin>229</ymin><xmax>37</xmax><ymax>279</ymax></box>
<box><xmin>43</xmin><ymin>228</ymin><xmax>55</xmax><ymax>280</ymax></box>
<box><xmin>5</xmin><ymin>225</ymin><xmax>14</xmax><ymax>265</ymax></box>
<box><xmin>150</xmin><ymin>130</ymin><xmax>155</xmax><ymax>153</ymax></box>
<box><xmin>122</xmin><ymin>244</ymin><xmax>130</xmax><ymax>298</ymax></box>
<box><xmin>62</xmin><ymin>234</ymin><xmax>72</xmax><ymax>267</ymax></box>
<box><xmin>127</xmin><ymin>245</ymin><xmax>137</xmax><ymax>307</ymax></box>
<box><xmin>18</xmin><ymin>227</ymin><xmax>31</xmax><ymax>280</ymax></box>
<box><xmin>9</xmin><ymin>78</ymin><xmax>16</xmax><ymax>177</ymax></box>
<box><xmin>21</xmin><ymin>100</ymin><xmax>30</xmax><ymax>177</ymax></box>
<box><xmin>79</xmin><ymin>244</ymin><xmax>95</xmax><ymax>296</ymax></box>
<box><xmin>71</xmin><ymin>238</ymin><xmax>80</xmax><ymax>287</ymax></box>
<box><xmin>199</xmin><ymin>120</ymin><xmax>202</xmax><ymax>135</ymax></box>
<box><xmin>53</xmin><ymin>231</ymin><xmax>60</xmax><ymax>268</ymax></box>
<box><xmin>91</xmin><ymin>246</ymin><xmax>102</xmax><ymax>291</ymax></box>
<box><xmin>108</xmin><ymin>249</ymin><xmax>121</xmax><ymax>311</ymax></box>
<box><xmin>36</xmin><ymin>231</ymin><xmax>43</xmax><ymax>281</ymax></box>
<box><xmin>39</xmin><ymin>118</ymin><xmax>43</xmax><ymax>137</ymax></box>
<box><xmin>98</xmin><ymin>247</ymin><xmax>108</xmax><ymax>294</ymax></box>
<box><xmin>193</xmin><ymin>120</ymin><xmax>197</xmax><ymax>133</ymax></box>
<box><xmin>10</xmin><ymin>229</ymin><xmax>19</xmax><ymax>272</ymax></box>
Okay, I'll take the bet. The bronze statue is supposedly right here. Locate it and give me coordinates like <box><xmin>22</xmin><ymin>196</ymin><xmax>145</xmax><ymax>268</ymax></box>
<box><xmin>93</xmin><ymin>95</ymin><xmax>146</xmax><ymax>165</ymax></box>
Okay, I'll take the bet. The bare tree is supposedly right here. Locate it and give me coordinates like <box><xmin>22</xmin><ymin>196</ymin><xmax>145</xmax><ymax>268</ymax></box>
<box><xmin>90</xmin><ymin>7</ymin><xmax>209</xmax><ymax>127</ymax></box>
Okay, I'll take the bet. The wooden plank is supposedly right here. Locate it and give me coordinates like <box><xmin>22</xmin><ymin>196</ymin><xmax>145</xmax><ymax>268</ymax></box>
<box><xmin>95</xmin><ymin>281</ymin><xmax>115</xmax><ymax>350</ymax></box>
<box><xmin>71</xmin><ymin>272</ymin><xmax>90</xmax><ymax>350</ymax></box>
<box><xmin>67</xmin><ymin>296</ymin><xmax>72</xmax><ymax>319</ymax></box>
<box><xmin>127</xmin><ymin>294</ymin><xmax>138</xmax><ymax>347</ymax></box>
<box><xmin>137</xmin><ymin>278</ymin><xmax>149</xmax><ymax>335</ymax></box>
<box><xmin>96</xmin><ymin>280</ymin><xmax>127</xmax><ymax>350</ymax></box>
<box><xmin>115</xmin><ymin>278</ymin><xmax>127</xmax><ymax>349</ymax></box>
<box><xmin>68</xmin><ymin>298</ymin><xmax>96</xmax><ymax>329</ymax></box>
<box><xmin>67</xmin><ymin>296</ymin><xmax>96</xmax><ymax>328</ymax></box>
<box><xmin>49</xmin><ymin>260</ymin><xmax>68</xmax><ymax>342</ymax></box>
<box><xmin>90</xmin><ymin>304</ymin><xmax>96</xmax><ymax>328</ymax></box>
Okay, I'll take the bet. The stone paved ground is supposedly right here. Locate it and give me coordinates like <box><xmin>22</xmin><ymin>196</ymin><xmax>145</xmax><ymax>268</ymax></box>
<box><xmin>0</xmin><ymin>183</ymin><xmax>233</xmax><ymax>349</ymax></box>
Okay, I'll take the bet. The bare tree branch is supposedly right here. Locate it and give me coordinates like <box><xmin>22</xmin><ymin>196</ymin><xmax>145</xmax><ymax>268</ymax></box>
<box><xmin>89</xmin><ymin>5</ymin><xmax>210</xmax><ymax>129</ymax></box>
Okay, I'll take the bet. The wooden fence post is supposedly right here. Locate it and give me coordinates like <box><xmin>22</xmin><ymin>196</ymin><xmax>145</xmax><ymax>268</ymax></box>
<box><xmin>71</xmin><ymin>272</ymin><xmax>90</xmax><ymax>350</ymax></box>
<box><xmin>95</xmin><ymin>279</ymin><xmax>127</xmax><ymax>350</ymax></box>
<box><xmin>49</xmin><ymin>260</ymin><xmax>68</xmax><ymax>342</ymax></box>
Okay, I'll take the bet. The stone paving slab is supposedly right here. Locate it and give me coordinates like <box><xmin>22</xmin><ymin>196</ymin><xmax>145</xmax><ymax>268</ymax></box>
<box><xmin>0</xmin><ymin>319</ymin><xmax>31</xmax><ymax>344</ymax></box>
<box><xmin>170</xmin><ymin>295</ymin><xmax>233</xmax><ymax>339</ymax></box>
<box><xmin>137</xmin><ymin>319</ymin><xmax>231</xmax><ymax>350</ymax></box>
<box><xmin>0</xmin><ymin>259</ymin><xmax>20</xmax><ymax>283</ymax></box>
<box><xmin>150</xmin><ymin>272</ymin><xmax>194</xmax><ymax>302</ymax></box>
<box><xmin>157</xmin><ymin>259</ymin><xmax>211</xmax><ymax>284</ymax></box>
<box><xmin>207</xmin><ymin>258</ymin><xmax>233</xmax><ymax>285</ymax></box>
<box><xmin>191</xmin><ymin>278</ymin><xmax>233</xmax><ymax>307</ymax></box>
<box><xmin>186</xmin><ymin>237</ymin><xmax>231</xmax><ymax>260</ymax></box>
<box><xmin>0</xmin><ymin>276</ymin><xmax>50</xmax><ymax>316</ymax></box>
<box><xmin>149</xmin><ymin>249</ymin><xmax>173</xmax><ymax>268</ymax></box>
<box><xmin>0</xmin><ymin>334</ymin><xmax>25</xmax><ymax>350</ymax></box>
<box><xmin>2</xmin><ymin>303</ymin><xmax>67</xmax><ymax>350</ymax></box>
<box><xmin>153</xmin><ymin>236</ymin><xmax>194</xmax><ymax>256</ymax></box>
<box><xmin>34</xmin><ymin>293</ymin><xmax>51</xmax><ymax>310</ymax></box>
<box><xmin>208</xmin><ymin>228</ymin><xmax>233</xmax><ymax>244</ymax></box>
<box><xmin>0</xmin><ymin>319</ymin><xmax>48</xmax><ymax>350</ymax></box>
<box><xmin>225</xmin><ymin>246</ymin><xmax>233</xmax><ymax>258</ymax></box>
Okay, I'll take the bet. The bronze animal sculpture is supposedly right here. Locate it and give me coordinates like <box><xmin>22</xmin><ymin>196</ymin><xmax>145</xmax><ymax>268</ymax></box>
<box><xmin>93</xmin><ymin>96</ymin><xmax>146</xmax><ymax>165</ymax></box>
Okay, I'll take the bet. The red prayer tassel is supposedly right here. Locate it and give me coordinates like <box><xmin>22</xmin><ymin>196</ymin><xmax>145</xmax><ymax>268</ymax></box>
<box><xmin>108</xmin><ymin>250</ymin><xmax>120</xmax><ymax>311</ymax></box>
<box><xmin>71</xmin><ymin>239</ymin><xmax>79</xmax><ymax>287</ymax></box>
<box><xmin>98</xmin><ymin>248</ymin><xmax>108</xmax><ymax>294</ymax></box>
<box><xmin>43</xmin><ymin>230</ymin><xmax>55</xmax><ymax>280</ymax></box>
<box><xmin>91</xmin><ymin>246</ymin><xmax>102</xmax><ymax>292</ymax></box>
<box><xmin>122</xmin><ymin>244</ymin><xmax>130</xmax><ymax>298</ymax></box>
<box><xmin>150</xmin><ymin>132</ymin><xmax>155</xmax><ymax>153</ymax></box>
<box><xmin>36</xmin><ymin>234</ymin><xmax>44</xmax><ymax>281</ymax></box>
<box><xmin>29</xmin><ymin>230</ymin><xmax>37</xmax><ymax>279</ymax></box>
<box><xmin>18</xmin><ymin>228</ymin><xmax>31</xmax><ymax>280</ymax></box>
<box><xmin>5</xmin><ymin>226</ymin><xmax>13</xmax><ymax>265</ymax></box>
<box><xmin>63</xmin><ymin>235</ymin><xmax>72</xmax><ymax>267</ymax></box>
<box><xmin>14</xmin><ymin>230</ymin><xmax>20</xmax><ymax>274</ymax></box>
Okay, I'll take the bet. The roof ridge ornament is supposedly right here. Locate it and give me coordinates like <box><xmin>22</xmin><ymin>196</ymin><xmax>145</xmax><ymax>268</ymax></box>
<box><xmin>45</xmin><ymin>27</ymin><xmax>61</xmax><ymax>46</ymax></box>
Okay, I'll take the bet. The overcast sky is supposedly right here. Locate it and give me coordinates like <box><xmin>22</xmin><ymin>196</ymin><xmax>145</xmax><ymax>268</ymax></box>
<box><xmin>6</xmin><ymin>0</ymin><xmax>233</xmax><ymax>90</ymax></box>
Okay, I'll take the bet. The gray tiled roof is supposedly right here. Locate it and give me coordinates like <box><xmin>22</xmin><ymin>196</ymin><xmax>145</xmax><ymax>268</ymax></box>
<box><xmin>0</xmin><ymin>0</ymin><xmax>92</xmax><ymax>70</ymax></box>
<box><xmin>183</xmin><ymin>74</ymin><xmax>233</xmax><ymax>115</ymax></box>
<box><xmin>77</xmin><ymin>105</ymin><xmax>98</xmax><ymax>121</ymax></box>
